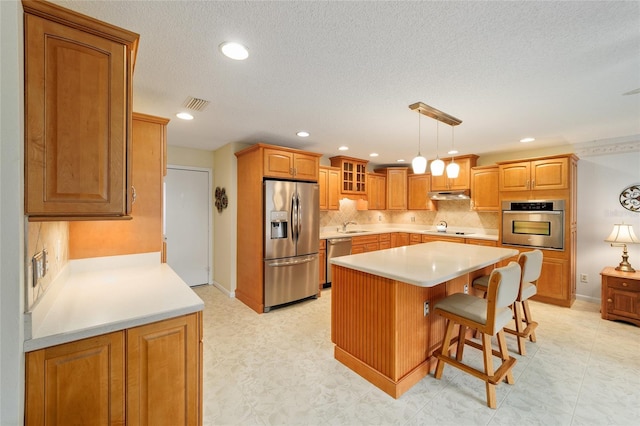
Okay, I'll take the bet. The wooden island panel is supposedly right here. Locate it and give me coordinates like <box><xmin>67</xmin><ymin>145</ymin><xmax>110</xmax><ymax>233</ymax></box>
<box><xmin>331</xmin><ymin>265</ymin><xmax>450</xmax><ymax>398</ymax></box>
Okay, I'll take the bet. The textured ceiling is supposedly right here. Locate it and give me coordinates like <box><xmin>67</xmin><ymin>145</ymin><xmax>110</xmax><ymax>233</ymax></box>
<box><xmin>52</xmin><ymin>0</ymin><xmax>640</xmax><ymax>166</ymax></box>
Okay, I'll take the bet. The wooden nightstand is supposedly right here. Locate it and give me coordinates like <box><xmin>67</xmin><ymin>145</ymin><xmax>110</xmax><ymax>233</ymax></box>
<box><xmin>601</xmin><ymin>267</ymin><xmax>640</xmax><ymax>327</ymax></box>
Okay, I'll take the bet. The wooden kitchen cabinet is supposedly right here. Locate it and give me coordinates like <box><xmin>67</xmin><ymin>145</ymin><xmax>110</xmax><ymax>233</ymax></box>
<box><xmin>68</xmin><ymin>113</ymin><xmax>169</xmax><ymax>259</ymax></box>
<box><xmin>498</xmin><ymin>156</ymin><xmax>569</xmax><ymax>192</ymax></box>
<box><xmin>23</xmin><ymin>0</ymin><xmax>139</xmax><ymax>220</ymax></box>
<box><xmin>601</xmin><ymin>267</ymin><xmax>640</xmax><ymax>327</ymax></box>
<box><xmin>378</xmin><ymin>233</ymin><xmax>391</xmax><ymax>250</ymax></box>
<box><xmin>421</xmin><ymin>234</ymin><xmax>460</xmax><ymax>244</ymax></box>
<box><xmin>409</xmin><ymin>233</ymin><xmax>423</xmax><ymax>245</ymax></box>
<box><xmin>127</xmin><ymin>313</ymin><xmax>202</xmax><ymax>426</ymax></box>
<box><xmin>367</xmin><ymin>173</ymin><xmax>387</xmax><ymax>210</ymax></box>
<box><xmin>391</xmin><ymin>232</ymin><xmax>410</xmax><ymax>247</ymax></box>
<box><xmin>330</xmin><ymin>156</ymin><xmax>368</xmax><ymax>199</ymax></box>
<box><xmin>408</xmin><ymin>173</ymin><xmax>437</xmax><ymax>211</ymax></box>
<box><xmin>319</xmin><ymin>166</ymin><xmax>340</xmax><ymax>210</ymax></box>
<box><xmin>430</xmin><ymin>155</ymin><xmax>478</xmax><ymax>191</ymax></box>
<box><xmin>470</xmin><ymin>166</ymin><xmax>499</xmax><ymax>211</ymax></box>
<box><xmin>25</xmin><ymin>332</ymin><xmax>126</xmax><ymax>426</ymax></box>
<box><xmin>465</xmin><ymin>238</ymin><xmax>497</xmax><ymax>247</ymax></box>
<box><xmin>319</xmin><ymin>239</ymin><xmax>327</xmax><ymax>290</ymax></box>
<box><xmin>351</xmin><ymin>234</ymin><xmax>379</xmax><ymax>254</ymax></box>
<box><xmin>25</xmin><ymin>313</ymin><xmax>203</xmax><ymax>426</ymax></box>
<box><xmin>375</xmin><ymin>167</ymin><xmax>408</xmax><ymax>210</ymax></box>
<box><xmin>264</xmin><ymin>147</ymin><xmax>319</xmax><ymax>181</ymax></box>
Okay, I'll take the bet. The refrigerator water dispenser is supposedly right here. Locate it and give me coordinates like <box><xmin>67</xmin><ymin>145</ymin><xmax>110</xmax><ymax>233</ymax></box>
<box><xmin>270</xmin><ymin>211</ymin><xmax>288</xmax><ymax>239</ymax></box>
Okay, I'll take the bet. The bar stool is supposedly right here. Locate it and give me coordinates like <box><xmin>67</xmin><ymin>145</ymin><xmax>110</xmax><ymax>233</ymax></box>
<box><xmin>472</xmin><ymin>250</ymin><xmax>542</xmax><ymax>355</ymax></box>
<box><xmin>433</xmin><ymin>261</ymin><xmax>522</xmax><ymax>409</ymax></box>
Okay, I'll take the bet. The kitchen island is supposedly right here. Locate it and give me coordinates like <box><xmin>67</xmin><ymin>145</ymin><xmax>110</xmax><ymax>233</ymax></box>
<box><xmin>330</xmin><ymin>241</ymin><xmax>518</xmax><ymax>398</ymax></box>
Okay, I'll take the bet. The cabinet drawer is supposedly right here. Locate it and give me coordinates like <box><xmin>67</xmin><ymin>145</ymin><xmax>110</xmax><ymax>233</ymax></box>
<box><xmin>607</xmin><ymin>276</ymin><xmax>640</xmax><ymax>292</ymax></box>
<box><xmin>364</xmin><ymin>243</ymin><xmax>379</xmax><ymax>252</ymax></box>
<box><xmin>410</xmin><ymin>234</ymin><xmax>422</xmax><ymax>243</ymax></box>
<box><xmin>352</xmin><ymin>235</ymin><xmax>379</xmax><ymax>245</ymax></box>
<box><xmin>379</xmin><ymin>241</ymin><xmax>391</xmax><ymax>250</ymax></box>
<box><xmin>378</xmin><ymin>233</ymin><xmax>391</xmax><ymax>242</ymax></box>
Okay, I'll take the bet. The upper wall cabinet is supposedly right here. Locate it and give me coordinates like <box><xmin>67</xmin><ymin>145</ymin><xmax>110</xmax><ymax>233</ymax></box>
<box><xmin>263</xmin><ymin>147</ymin><xmax>319</xmax><ymax>181</ymax></box>
<box><xmin>23</xmin><ymin>0</ymin><xmax>139</xmax><ymax>220</ymax></box>
<box><xmin>375</xmin><ymin>167</ymin><xmax>408</xmax><ymax>210</ymax></box>
<box><xmin>407</xmin><ymin>173</ymin><xmax>437</xmax><ymax>211</ymax></box>
<box><xmin>330</xmin><ymin>156</ymin><xmax>368</xmax><ymax>200</ymax></box>
<box><xmin>367</xmin><ymin>173</ymin><xmax>386</xmax><ymax>210</ymax></box>
<box><xmin>498</xmin><ymin>156</ymin><xmax>569</xmax><ymax>192</ymax></box>
<box><xmin>430</xmin><ymin>154</ymin><xmax>478</xmax><ymax>191</ymax></box>
<box><xmin>319</xmin><ymin>166</ymin><xmax>340</xmax><ymax>211</ymax></box>
<box><xmin>470</xmin><ymin>166</ymin><xmax>499</xmax><ymax>211</ymax></box>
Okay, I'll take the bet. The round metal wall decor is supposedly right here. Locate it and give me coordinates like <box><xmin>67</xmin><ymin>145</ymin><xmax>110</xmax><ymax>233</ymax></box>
<box><xmin>215</xmin><ymin>187</ymin><xmax>228</xmax><ymax>213</ymax></box>
<box><xmin>619</xmin><ymin>184</ymin><xmax>640</xmax><ymax>212</ymax></box>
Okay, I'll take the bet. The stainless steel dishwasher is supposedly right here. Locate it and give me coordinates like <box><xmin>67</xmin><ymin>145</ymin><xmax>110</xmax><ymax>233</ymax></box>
<box><xmin>327</xmin><ymin>237</ymin><xmax>352</xmax><ymax>285</ymax></box>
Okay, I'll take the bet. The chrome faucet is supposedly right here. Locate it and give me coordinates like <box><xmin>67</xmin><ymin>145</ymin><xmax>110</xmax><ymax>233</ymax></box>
<box><xmin>342</xmin><ymin>221</ymin><xmax>357</xmax><ymax>232</ymax></box>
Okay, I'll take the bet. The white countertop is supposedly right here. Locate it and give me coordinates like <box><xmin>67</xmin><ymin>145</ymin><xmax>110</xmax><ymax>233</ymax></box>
<box><xmin>320</xmin><ymin>226</ymin><xmax>498</xmax><ymax>241</ymax></box>
<box><xmin>24</xmin><ymin>253</ymin><xmax>204</xmax><ymax>352</ymax></box>
<box><xmin>330</xmin><ymin>241</ymin><xmax>518</xmax><ymax>287</ymax></box>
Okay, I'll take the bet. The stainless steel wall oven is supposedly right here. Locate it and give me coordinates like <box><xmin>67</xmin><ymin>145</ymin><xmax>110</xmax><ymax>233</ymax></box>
<box><xmin>502</xmin><ymin>200</ymin><xmax>565</xmax><ymax>250</ymax></box>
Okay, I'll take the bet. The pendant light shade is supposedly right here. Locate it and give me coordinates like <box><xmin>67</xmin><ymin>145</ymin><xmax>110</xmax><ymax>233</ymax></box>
<box><xmin>431</xmin><ymin>158</ymin><xmax>445</xmax><ymax>176</ymax></box>
<box><xmin>430</xmin><ymin>121</ymin><xmax>444</xmax><ymax>176</ymax></box>
<box><xmin>412</xmin><ymin>155</ymin><xmax>427</xmax><ymax>174</ymax></box>
<box><xmin>446</xmin><ymin>161</ymin><xmax>460</xmax><ymax>178</ymax></box>
<box><xmin>412</xmin><ymin>111</ymin><xmax>428</xmax><ymax>174</ymax></box>
<box><xmin>445</xmin><ymin>125</ymin><xmax>459</xmax><ymax>178</ymax></box>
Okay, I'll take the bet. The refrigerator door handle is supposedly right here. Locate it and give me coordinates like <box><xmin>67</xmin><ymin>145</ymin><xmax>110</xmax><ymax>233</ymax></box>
<box><xmin>296</xmin><ymin>194</ymin><xmax>302</xmax><ymax>241</ymax></box>
<box><xmin>267</xmin><ymin>255</ymin><xmax>316</xmax><ymax>267</ymax></box>
<box><xmin>291</xmin><ymin>193</ymin><xmax>298</xmax><ymax>242</ymax></box>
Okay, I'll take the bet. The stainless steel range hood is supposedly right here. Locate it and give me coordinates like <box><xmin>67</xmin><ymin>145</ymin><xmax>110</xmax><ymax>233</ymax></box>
<box><xmin>428</xmin><ymin>190</ymin><xmax>470</xmax><ymax>200</ymax></box>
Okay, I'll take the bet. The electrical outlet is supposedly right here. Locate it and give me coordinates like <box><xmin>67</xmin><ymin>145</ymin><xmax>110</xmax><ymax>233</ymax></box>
<box><xmin>423</xmin><ymin>301</ymin><xmax>429</xmax><ymax>316</ymax></box>
<box><xmin>580</xmin><ymin>273</ymin><xmax>588</xmax><ymax>283</ymax></box>
<box><xmin>411</xmin><ymin>216</ymin><xmax>416</xmax><ymax>222</ymax></box>
<box><xmin>32</xmin><ymin>250</ymin><xmax>45</xmax><ymax>288</ymax></box>
<box><xmin>464</xmin><ymin>284</ymin><xmax>469</xmax><ymax>294</ymax></box>
<box><xmin>378</xmin><ymin>215</ymin><xmax>382</xmax><ymax>221</ymax></box>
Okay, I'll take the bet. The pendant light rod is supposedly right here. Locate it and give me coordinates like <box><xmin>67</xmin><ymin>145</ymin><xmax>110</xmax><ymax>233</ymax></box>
<box><xmin>409</xmin><ymin>102</ymin><xmax>462</xmax><ymax>127</ymax></box>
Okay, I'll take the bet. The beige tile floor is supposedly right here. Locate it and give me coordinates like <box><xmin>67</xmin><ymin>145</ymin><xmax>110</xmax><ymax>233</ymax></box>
<box><xmin>193</xmin><ymin>285</ymin><xmax>640</xmax><ymax>426</ymax></box>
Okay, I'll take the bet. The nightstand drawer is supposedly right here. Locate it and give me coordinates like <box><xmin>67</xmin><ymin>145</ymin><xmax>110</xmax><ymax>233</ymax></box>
<box><xmin>606</xmin><ymin>276</ymin><xmax>640</xmax><ymax>292</ymax></box>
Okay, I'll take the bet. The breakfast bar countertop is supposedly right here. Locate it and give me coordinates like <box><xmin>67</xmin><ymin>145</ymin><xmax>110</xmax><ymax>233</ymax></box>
<box><xmin>24</xmin><ymin>252</ymin><xmax>204</xmax><ymax>352</ymax></box>
<box><xmin>320</xmin><ymin>226</ymin><xmax>498</xmax><ymax>241</ymax></box>
<box><xmin>330</xmin><ymin>241</ymin><xmax>518</xmax><ymax>287</ymax></box>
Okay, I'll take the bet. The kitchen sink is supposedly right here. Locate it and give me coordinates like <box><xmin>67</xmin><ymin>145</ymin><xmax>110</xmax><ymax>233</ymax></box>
<box><xmin>342</xmin><ymin>230</ymin><xmax>369</xmax><ymax>234</ymax></box>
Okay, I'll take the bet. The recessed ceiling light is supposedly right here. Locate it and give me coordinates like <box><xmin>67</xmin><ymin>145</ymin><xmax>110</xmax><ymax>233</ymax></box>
<box><xmin>296</xmin><ymin>131</ymin><xmax>310</xmax><ymax>138</ymax></box>
<box><xmin>520</xmin><ymin>137</ymin><xmax>535</xmax><ymax>143</ymax></box>
<box><xmin>338</xmin><ymin>146</ymin><xmax>349</xmax><ymax>151</ymax></box>
<box><xmin>447</xmin><ymin>149</ymin><xmax>459</xmax><ymax>155</ymax></box>
<box><xmin>176</xmin><ymin>112</ymin><xmax>194</xmax><ymax>120</ymax></box>
<box><xmin>219</xmin><ymin>42</ymin><xmax>249</xmax><ymax>60</ymax></box>
<box><xmin>397</xmin><ymin>159</ymin><xmax>405</xmax><ymax>163</ymax></box>
<box><xmin>370</xmin><ymin>153</ymin><xmax>379</xmax><ymax>157</ymax></box>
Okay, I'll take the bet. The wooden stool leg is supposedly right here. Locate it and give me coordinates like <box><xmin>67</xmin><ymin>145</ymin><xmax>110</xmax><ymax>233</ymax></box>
<box><xmin>456</xmin><ymin>325</ymin><xmax>466</xmax><ymax>361</ymax></box>
<box><xmin>435</xmin><ymin>319</ymin><xmax>456</xmax><ymax>379</ymax></box>
<box><xmin>481</xmin><ymin>332</ymin><xmax>497</xmax><ymax>409</ymax></box>
<box><xmin>512</xmin><ymin>301</ymin><xmax>527</xmax><ymax>356</ymax></box>
<box><xmin>522</xmin><ymin>300</ymin><xmax>536</xmax><ymax>342</ymax></box>
<box><xmin>496</xmin><ymin>330</ymin><xmax>515</xmax><ymax>385</ymax></box>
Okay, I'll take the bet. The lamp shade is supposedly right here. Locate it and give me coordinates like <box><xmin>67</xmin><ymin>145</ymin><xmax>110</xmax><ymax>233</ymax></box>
<box><xmin>412</xmin><ymin>155</ymin><xmax>427</xmax><ymax>174</ymax></box>
<box><xmin>446</xmin><ymin>161</ymin><xmax>460</xmax><ymax>178</ymax></box>
<box><xmin>430</xmin><ymin>158</ymin><xmax>445</xmax><ymax>176</ymax></box>
<box><xmin>605</xmin><ymin>224</ymin><xmax>640</xmax><ymax>244</ymax></box>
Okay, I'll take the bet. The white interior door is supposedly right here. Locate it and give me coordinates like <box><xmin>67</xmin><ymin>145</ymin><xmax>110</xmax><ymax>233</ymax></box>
<box><xmin>165</xmin><ymin>167</ymin><xmax>211</xmax><ymax>286</ymax></box>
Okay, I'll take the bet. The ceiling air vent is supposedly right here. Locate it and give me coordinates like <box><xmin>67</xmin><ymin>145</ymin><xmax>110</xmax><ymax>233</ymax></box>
<box><xmin>182</xmin><ymin>96</ymin><xmax>210</xmax><ymax>112</ymax></box>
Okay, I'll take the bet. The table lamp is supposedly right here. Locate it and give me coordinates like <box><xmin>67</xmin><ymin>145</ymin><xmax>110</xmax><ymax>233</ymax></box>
<box><xmin>605</xmin><ymin>223</ymin><xmax>639</xmax><ymax>272</ymax></box>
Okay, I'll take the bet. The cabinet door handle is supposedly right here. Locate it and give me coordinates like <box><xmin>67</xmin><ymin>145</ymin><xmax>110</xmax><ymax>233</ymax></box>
<box><xmin>131</xmin><ymin>185</ymin><xmax>137</xmax><ymax>204</ymax></box>
<box><xmin>531</xmin><ymin>179</ymin><xmax>535</xmax><ymax>188</ymax></box>
<box><xmin>526</xmin><ymin>179</ymin><xmax>530</xmax><ymax>189</ymax></box>
<box><xmin>622</xmin><ymin>282</ymin><xmax>628</xmax><ymax>287</ymax></box>
<box><xmin>607</xmin><ymin>298</ymin><xmax>613</xmax><ymax>303</ymax></box>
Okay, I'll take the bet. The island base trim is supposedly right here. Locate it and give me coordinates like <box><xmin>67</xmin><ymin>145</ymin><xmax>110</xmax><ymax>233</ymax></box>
<box><xmin>334</xmin><ymin>346</ymin><xmax>433</xmax><ymax>399</ymax></box>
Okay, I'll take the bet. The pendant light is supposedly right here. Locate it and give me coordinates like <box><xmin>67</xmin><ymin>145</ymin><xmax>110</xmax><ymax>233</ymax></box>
<box><xmin>411</xmin><ymin>110</ymin><xmax>427</xmax><ymax>174</ymax></box>
<box><xmin>430</xmin><ymin>121</ymin><xmax>445</xmax><ymax>176</ymax></box>
<box><xmin>446</xmin><ymin>125</ymin><xmax>460</xmax><ymax>178</ymax></box>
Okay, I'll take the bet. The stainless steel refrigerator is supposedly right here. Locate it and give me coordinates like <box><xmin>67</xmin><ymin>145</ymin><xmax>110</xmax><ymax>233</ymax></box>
<box><xmin>263</xmin><ymin>180</ymin><xmax>319</xmax><ymax>312</ymax></box>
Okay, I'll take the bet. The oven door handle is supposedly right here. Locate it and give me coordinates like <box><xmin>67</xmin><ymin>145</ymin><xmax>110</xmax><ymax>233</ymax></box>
<box><xmin>503</xmin><ymin>210</ymin><xmax>563</xmax><ymax>215</ymax></box>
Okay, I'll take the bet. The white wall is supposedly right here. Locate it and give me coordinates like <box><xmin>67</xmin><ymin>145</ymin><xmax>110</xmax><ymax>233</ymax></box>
<box><xmin>1</xmin><ymin>0</ymin><xmax>26</xmax><ymax>423</ymax></box>
<box><xmin>575</xmin><ymin>140</ymin><xmax>640</xmax><ymax>303</ymax></box>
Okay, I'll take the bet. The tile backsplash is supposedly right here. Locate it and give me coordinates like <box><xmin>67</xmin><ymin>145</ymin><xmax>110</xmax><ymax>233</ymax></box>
<box><xmin>320</xmin><ymin>199</ymin><xmax>498</xmax><ymax>231</ymax></box>
<box><xmin>26</xmin><ymin>221</ymin><xmax>69</xmax><ymax>310</ymax></box>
